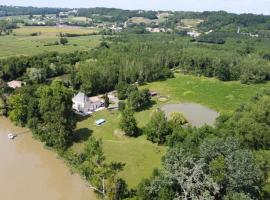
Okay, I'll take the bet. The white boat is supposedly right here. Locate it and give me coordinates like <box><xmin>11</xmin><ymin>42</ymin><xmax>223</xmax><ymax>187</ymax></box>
<box><xmin>7</xmin><ymin>133</ymin><xmax>16</xmax><ymax>140</ymax></box>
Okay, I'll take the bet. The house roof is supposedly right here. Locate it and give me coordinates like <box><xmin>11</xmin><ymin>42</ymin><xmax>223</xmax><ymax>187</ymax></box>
<box><xmin>90</xmin><ymin>96</ymin><xmax>102</xmax><ymax>103</ymax></box>
<box><xmin>7</xmin><ymin>80</ymin><xmax>24</xmax><ymax>89</ymax></box>
<box><xmin>72</xmin><ymin>92</ymin><xmax>88</xmax><ymax>103</ymax></box>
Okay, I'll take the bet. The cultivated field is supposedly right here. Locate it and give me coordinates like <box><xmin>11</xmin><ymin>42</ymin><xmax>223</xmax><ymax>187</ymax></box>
<box><xmin>0</xmin><ymin>26</ymin><xmax>101</xmax><ymax>58</ymax></box>
<box><xmin>180</xmin><ymin>18</ymin><xmax>204</xmax><ymax>27</ymax></box>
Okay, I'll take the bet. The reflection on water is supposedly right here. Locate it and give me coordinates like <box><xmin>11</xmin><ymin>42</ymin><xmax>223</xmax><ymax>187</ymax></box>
<box><xmin>161</xmin><ymin>103</ymin><xmax>219</xmax><ymax>127</ymax></box>
<box><xmin>0</xmin><ymin>117</ymin><xmax>96</xmax><ymax>200</ymax></box>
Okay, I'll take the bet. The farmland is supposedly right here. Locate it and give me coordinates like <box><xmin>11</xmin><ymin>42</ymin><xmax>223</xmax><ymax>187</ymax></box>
<box><xmin>0</xmin><ymin>26</ymin><xmax>101</xmax><ymax>58</ymax></box>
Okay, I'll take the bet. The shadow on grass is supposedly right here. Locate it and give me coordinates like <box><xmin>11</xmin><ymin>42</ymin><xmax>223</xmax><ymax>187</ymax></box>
<box><xmin>73</xmin><ymin>128</ymin><xmax>93</xmax><ymax>143</ymax></box>
<box><xmin>138</xmin><ymin>100</ymin><xmax>157</xmax><ymax>112</ymax></box>
<box><xmin>76</xmin><ymin>115</ymin><xmax>91</xmax><ymax>122</ymax></box>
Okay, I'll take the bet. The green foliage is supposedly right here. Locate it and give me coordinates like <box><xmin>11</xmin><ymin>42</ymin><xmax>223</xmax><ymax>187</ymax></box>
<box><xmin>103</xmin><ymin>93</ymin><xmax>110</xmax><ymax>108</ymax></box>
<box><xmin>35</xmin><ymin>80</ymin><xmax>76</xmax><ymax>150</ymax></box>
<box><xmin>7</xmin><ymin>92</ymin><xmax>28</xmax><ymax>125</ymax></box>
<box><xmin>218</xmin><ymin>90</ymin><xmax>270</xmax><ymax>150</ymax></box>
<box><xmin>119</xmin><ymin>109</ymin><xmax>139</xmax><ymax>137</ymax></box>
<box><xmin>59</xmin><ymin>37</ymin><xmax>68</xmax><ymax>45</ymax></box>
<box><xmin>168</xmin><ymin>112</ymin><xmax>188</xmax><ymax>129</ymax></box>
<box><xmin>116</xmin><ymin>82</ymin><xmax>129</xmax><ymax>100</ymax></box>
<box><xmin>137</xmin><ymin>147</ymin><xmax>219</xmax><ymax>200</ymax></box>
<box><xmin>0</xmin><ymin>96</ymin><xmax>7</xmax><ymax>116</ymax></box>
<box><xmin>79</xmin><ymin>137</ymin><xmax>124</xmax><ymax>198</ymax></box>
<box><xmin>144</xmin><ymin>109</ymin><xmax>170</xmax><ymax>144</ymax></box>
<box><xmin>127</xmin><ymin>88</ymin><xmax>151</xmax><ymax>111</ymax></box>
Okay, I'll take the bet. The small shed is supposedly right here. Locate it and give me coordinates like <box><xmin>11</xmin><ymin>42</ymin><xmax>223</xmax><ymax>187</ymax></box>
<box><xmin>95</xmin><ymin>119</ymin><xmax>106</xmax><ymax>125</ymax></box>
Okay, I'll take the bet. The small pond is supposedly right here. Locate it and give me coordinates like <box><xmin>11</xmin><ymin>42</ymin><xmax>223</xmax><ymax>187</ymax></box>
<box><xmin>161</xmin><ymin>103</ymin><xmax>219</xmax><ymax>127</ymax></box>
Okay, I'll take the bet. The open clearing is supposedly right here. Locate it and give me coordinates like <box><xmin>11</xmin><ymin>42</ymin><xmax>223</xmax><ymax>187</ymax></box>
<box><xmin>180</xmin><ymin>19</ymin><xmax>204</xmax><ymax>27</ymax></box>
<box><xmin>73</xmin><ymin>109</ymin><xmax>167</xmax><ymax>188</ymax></box>
<box><xmin>72</xmin><ymin>73</ymin><xmax>270</xmax><ymax>188</ymax></box>
<box><xmin>144</xmin><ymin>73</ymin><xmax>270</xmax><ymax>113</ymax></box>
<box><xmin>0</xmin><ymin>26</ymin><xmax>101</xmax><ymax>58</ymax></box>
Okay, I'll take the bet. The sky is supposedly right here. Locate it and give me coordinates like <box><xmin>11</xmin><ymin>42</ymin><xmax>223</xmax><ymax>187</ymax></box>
<box><xmin>1</xmin><ymin>0</ymin><xmax>270</xmax><ymax>15</ymax></box>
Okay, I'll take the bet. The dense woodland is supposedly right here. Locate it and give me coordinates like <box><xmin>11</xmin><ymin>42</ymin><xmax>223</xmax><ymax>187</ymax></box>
<box><xmin>0</xmin><ymin>5</ymin><xmax>68</xmax><ymax>16</ymax></box>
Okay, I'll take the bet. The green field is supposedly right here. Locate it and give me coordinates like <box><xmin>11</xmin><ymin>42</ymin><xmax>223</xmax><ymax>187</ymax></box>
<box><xmin>145</xmin><ymin>73</ymin><xmax>270</xmax><ymax>113</ymax></box>
<box><xmin>72</xmin><ymin>73</ymin><xmax>270</xmax><ymax>188</ymax></box>
<box><xmin>180</xmin><ymin>19</ymin><xmax>204</xmax><ymax>27</ymax></box>
<box><xmin>73</xmin><ymin>109</ymin><xmax>167</xmax><ymax>188</ymax></box>
<box><xmin>0</xmin><ymin>26</ymin><xmax>101</xmax><ymax>58</ymax></box>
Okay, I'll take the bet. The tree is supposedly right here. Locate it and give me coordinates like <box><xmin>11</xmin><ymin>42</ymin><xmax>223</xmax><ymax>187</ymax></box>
<box><xmin>118</xmin><ymin>101</ymin><xmax>126</xmax><ymax>111</ymax></box>
<box><xmin>119</xmin><ymin>109</ymin><xmax>139</xmax><ymax>137</ymax></box>
<box><xmin>26</xmin><ymin>67</ymin><xmax>46</xmax><ymax>83</ymax></box>
<box><xmin>80</xmin><ymin>137</ymin><xmax>124</xmax><ymax>198</ymax></box>
<box><xmin>116</xmin><ymin>82</ymin><xmax>129</xmax><ymax>100</ymax></box>
<box><xmin>226</xmin><ymin>150</ymin><xmax>260</xmax><ymax>197</ymax></box>
<box><xmin>60</xmin><ymin>37</ymin><xmax>68</xmax><ymax>45</ymax></box>
<box><xmin>163</xmin><ymin>147</ymin><xmax>220</xmax><ymax>200</ymax></box>
<box><xmin>7</xmin><ymin>92</ymin><xmax>28</xmax><ymax>125</ymax></box>
<box><xmin>127</xmin><ymin>88</ymin><xmax>151</xmax><ymax>111</ymax></box>
<box><xmin>103</xmin><ymin>93</ymin><xmax>110</xmax><ymax>108</ymax></box>
<box><xmin>169</xmin><ymin>112</ymin><xmax>188</xmax><ymax>129</ymax></box>
<box><xmin>144</xmin><ymin>109</ymin><xmax>170</xmax><ymax>144</ymax></box>
<box><xmin>218</xmin><ymin>92</ymin><xmax>270</xmax><ymax>150</ymax></box>
<box><xmin>0</xmin><ymin>96</ymin><xmax>7</xmax><ymax>116</ymax></box>
<box><xmin>36</xmin><ymin>80</ymin><xmax>76</xmax><ymax>150</ymax></box>
<box><xmin>137</xmin><ymin>147</ymin><xmax>219</xmax><ymax>200</ymax></box>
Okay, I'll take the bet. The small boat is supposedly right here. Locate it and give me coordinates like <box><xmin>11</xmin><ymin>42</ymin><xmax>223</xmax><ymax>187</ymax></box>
<box><xmin>7</xmin><ymin>133</ymin><xmax>16</xmax><ymax>140</ymax></box>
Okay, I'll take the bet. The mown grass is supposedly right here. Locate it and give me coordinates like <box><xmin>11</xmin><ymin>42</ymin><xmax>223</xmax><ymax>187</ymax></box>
<box><xmin>73</xmin><ymin>109</ymin><xmax>167</xmax><ymax>188</ymax></box>
<box><xmin>0</xmin><ymin>26</ymin><xmax>101</xmax><ymax>58</ymax></box>
<box><xmin>72</xmin><ymin>74</ymin><xmax>270</xmax><ymax>188</ymax></box>
<box><xmin>144</xmin><ymin>73</ymin><xmax>270</xmax><ymax>113</ymax></box>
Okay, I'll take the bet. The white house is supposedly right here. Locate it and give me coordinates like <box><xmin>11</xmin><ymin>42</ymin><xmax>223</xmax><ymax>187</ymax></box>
<box><xmin>72</xmin><ymin>92</ymin><xmax>104</xmax><ymax>114</ymax></box>
<box><xmin>7</xmin><ymin>80</ymin><xmax>25</xmax><ymax>89</ymax></box>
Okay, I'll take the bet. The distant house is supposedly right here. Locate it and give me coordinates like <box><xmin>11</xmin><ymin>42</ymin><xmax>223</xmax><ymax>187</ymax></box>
<box><xmin>187</xmin><ymin>31</ymin><xmax>201</xmax><ymax>38</ymax></box>
<box><xmin>72</xmin><ymin>92</ymin><xmax>104</xmax><ymax>114</ymax></box>
<box><xmin>7</xmin><ymin>80</ymin><xmax>25</xmax><ymax>89</ymax></box>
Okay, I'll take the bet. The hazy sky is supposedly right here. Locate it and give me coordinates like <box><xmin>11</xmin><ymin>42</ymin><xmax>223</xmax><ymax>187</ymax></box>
<box><xmin>1</xmin><ymin>0</ymin><xmax>270</xmax><ymax>15</ymax></box>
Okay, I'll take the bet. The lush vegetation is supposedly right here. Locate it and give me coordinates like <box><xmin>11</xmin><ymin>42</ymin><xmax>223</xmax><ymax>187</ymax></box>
<box><xmin>0</xmin><ymin>5</ymin><xmax>68</xmax><ymax>16</ymax></box>
<box><xmin>135</xmin><ymin>90</ymin><xmax>270</xmax><ymax>200</ymax></box>
<box><xmin>1</xmin><ymin>5</ymin><xmax>270</xmax><ymax>200</ymax></box>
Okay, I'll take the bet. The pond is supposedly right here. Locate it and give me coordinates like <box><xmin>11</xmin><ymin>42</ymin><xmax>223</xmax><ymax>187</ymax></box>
<box><xmin>0</xmin><ymin>117</ymin><xmax>96</xmax><ymax>200</ymax></box>
<box><xmin>161</xmin><ymin>103</ymin><xmax>219</xmax><ymax>127</ymax></box>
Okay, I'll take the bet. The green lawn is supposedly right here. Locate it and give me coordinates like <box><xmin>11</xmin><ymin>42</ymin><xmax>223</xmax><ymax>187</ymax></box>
<box><xmin>0</xmin><ymin>26</ymin><xmax>101</xmax><ymax>58</ymax></box>
<box><xmin>73</xmin><ymin>109</ymin><xmax>167</xmax><ymax>188</ymax></box>
<box><xmin>144</xmin><ymin>73</ymin><xmax>270</xmax><ymax>113</ymax></box>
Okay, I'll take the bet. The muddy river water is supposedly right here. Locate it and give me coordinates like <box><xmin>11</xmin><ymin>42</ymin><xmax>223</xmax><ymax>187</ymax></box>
<box><xmin>0</xmin><ymin>117</ymin><xmax>96</xmax><ymax>200</ymax></box>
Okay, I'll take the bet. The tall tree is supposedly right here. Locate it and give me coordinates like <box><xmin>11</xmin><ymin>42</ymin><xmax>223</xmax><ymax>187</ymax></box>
<box><xmin>36</xmin><ymin>80</ymin><xmax>76</xmax><ymax>150</ymax></box>
<box><xmin>144</xmin><ymin>109</ymin><xmax>170</xmax><ymax>144</ymax></box>
<box><xmin>119</xmin><ymin>109</ymin><xmax>139</xmax><ymax>137</ymax></box>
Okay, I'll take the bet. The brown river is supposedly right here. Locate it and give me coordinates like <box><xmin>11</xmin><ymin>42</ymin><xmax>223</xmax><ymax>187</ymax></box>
<box><xmin>0</xmin><ymin>117</ymin><xmax>96</xmax><ymax>200</ymax></box>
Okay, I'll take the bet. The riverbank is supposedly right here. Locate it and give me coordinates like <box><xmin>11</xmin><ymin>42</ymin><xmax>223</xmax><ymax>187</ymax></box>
<box><xmin>0</xmin><ymin>117</ymin><xmax>96</xmax><ymax>200</ymax></box>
